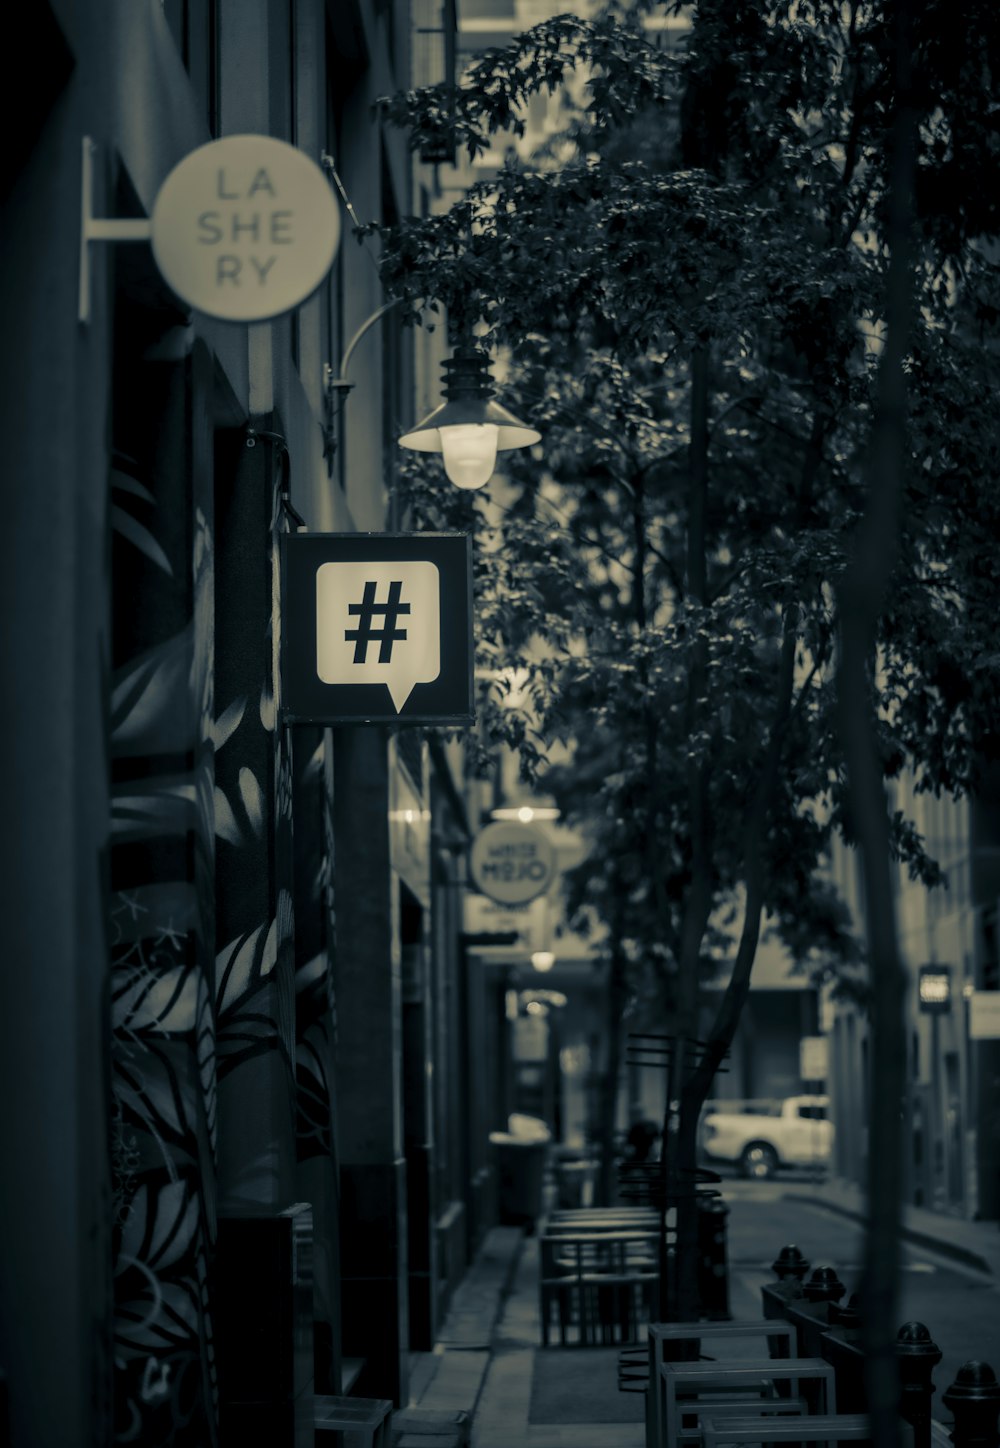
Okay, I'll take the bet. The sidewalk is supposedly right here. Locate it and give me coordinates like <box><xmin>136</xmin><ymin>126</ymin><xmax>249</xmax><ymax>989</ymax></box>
<box><xmin>784</xmin><ymin>1175</ymin><xmax>1000</xmax><ymax>1278</ymax></box>
<box><xmin>391</xmin><ymin>1225</ymin><xmax>525</xmax><ymax>1447</ymax></box>
<box><xmin>393</xmin><ymin>1185</ymin><xmax>999</xmax><ymax>1445</ymax></box>
<box><xmin>395</xmin><ymin>1223</ymin><xmax>764</xmax><ymax>1448</ymax></box>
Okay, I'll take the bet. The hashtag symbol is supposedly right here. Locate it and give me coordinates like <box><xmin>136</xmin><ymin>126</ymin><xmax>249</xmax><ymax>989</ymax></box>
<box><xmin>345</xmin><ymin>580</ymin><xmax>410</xmax><ymax>663</ymax></box>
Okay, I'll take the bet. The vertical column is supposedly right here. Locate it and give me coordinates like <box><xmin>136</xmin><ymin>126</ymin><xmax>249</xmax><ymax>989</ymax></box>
<box><xmin>213</xmin><ymin>421</ymin><xmax>297</xmax><ymax>1213</ymax></box>
<box><xmin>402</xmin><ymin>890</ymin><xmax>438</xmax><ymax>1349</ymax></box>
<box><xmin>1</xmin><ymin>115</ymin><xmax>115</xmax><ymax>1448</ymax></box>
<box><xmin>213</xmin><ymin>422</ymin><xmax>305</xmax><ymax>1441</ymax></box>
<box><xmin>333</xmin><ymin>725</ymin><xmax>408</xmax><ymax>1407</ymax></box>
<box><xmin>108</xmin><ymin>340</ymin><xmax>219</xmax><ymax>1447</ymax></box>
<box><xmin>292</xmin><ymin>727</ymin><xmax>342</xmax><ymax>1392</ymax></box>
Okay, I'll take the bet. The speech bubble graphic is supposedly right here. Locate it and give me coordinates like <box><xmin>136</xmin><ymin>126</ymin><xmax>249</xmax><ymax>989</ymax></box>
<box><xmin>316</xmin><ymin>560</ymin><xmax>441</xmax><ymax>712</ymax></box>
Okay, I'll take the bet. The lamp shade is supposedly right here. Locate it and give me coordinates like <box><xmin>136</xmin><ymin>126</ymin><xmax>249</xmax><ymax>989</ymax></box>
<box><xmin>398</xmin><ymin>395</ymin><xmax>541</xmax><ymax>453</ymax></box>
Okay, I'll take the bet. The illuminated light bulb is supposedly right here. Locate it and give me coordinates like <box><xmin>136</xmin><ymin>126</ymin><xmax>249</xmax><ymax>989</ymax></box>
<box><xmin>532</xmin><ymin>951</ymin><xmax>555</xmax><ymax>973</ymax></box>
<box><xmin>439</xmin><ymin>423</ymin><xmax>499</xmax><ymax>490</ymax></box>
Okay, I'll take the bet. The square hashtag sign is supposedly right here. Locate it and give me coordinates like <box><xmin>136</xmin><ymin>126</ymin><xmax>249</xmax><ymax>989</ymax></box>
<box><xmin>281</xmin><ymin>533</ymin><xmax>473</xmax><ymax>724</ymax></box>
<box><xmin>316</xmin><ymin>560</ymin><xmax>440</xmax><ymax>711</ymax></box>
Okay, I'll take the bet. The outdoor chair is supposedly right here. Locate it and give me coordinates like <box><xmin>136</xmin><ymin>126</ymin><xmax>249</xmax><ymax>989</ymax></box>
<box><xmin>539</xmin><ymin>1230</ymin><xmax>659</xmax><ymax>1346</ymax></box>
<box><xmin>672</xmin><ymin>1395</ymin><xmax>808</xmax><ymax>1446</ymax></box>
<box><xmin>644</xmin><ymin>1319</ymin><xmax>794</xmax><ymax>1448</ymax></box>
<box><xmin>700</xmin><ymin>1409</ymin><xmax>875</xmax><ymax>1446</ymax></box>
<box><xmin>659</xmin><ymin>1356</ymin><xmax>836</xmax><ymax>1448</ymax></box>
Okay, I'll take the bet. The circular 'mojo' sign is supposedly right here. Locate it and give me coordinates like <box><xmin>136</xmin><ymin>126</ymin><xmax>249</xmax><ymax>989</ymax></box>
<box><xmin>469</xmin><ymin>821</ymin><xmax>556</xmax><ymax>906</ymax></box>
<box><xmin>150</xmin><ymin>135</ymin><xmax>341</xmax><ymax>322</ymax></box>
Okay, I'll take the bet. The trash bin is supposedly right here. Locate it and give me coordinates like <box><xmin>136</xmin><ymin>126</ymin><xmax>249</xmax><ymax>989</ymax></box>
<box><xmin>490</xmin><ymin>1114</ymin><xmax>551</xmax><ymax>1231</ymax></box>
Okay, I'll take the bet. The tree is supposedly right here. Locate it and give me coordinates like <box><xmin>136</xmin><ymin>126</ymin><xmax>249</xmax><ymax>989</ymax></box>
<box><xmin>373</xmin><ymin>0</ymin><xmax>1000</xmax><ymax>1376</ymax></box>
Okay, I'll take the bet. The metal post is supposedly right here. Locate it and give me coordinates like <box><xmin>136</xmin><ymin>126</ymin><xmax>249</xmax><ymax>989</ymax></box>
<box><xmin>802</xmin><ymin>1266</ymin><xmax>847</xmax><ymax>1308</ymax></box>
<box><xmin>942</xmin><ymin>1361</ymin><xmax>1000</xmax><ymax>1447</ymax></box>
<box><xmin>896</xmin><ymin>1321</ymin><xmax>943</xmax><ymax>1448</ymax></box>
<box><xmin>761</xmin><ymin>1245</ymin><xmax>810</xmax><ymax>1329</ymax></box>
<box><xmin>772</xmin><ymin>1244</ymin><xmax>810</xmax><ymax>1287</ymax></box>
<box><xmin>696</xmin><ymin>1197</ymin><xmax>730</xmax><ymax>1321</ymax></box>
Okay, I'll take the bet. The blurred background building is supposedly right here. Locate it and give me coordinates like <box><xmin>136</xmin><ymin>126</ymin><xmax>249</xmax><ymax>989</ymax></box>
<box><xmin>827</xmin><ymin>770</ymin><xmax>1000</xmax><ymax>1224</ymax></box>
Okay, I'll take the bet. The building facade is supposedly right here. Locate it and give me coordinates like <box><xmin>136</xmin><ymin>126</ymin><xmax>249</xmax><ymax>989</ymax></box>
<box><xmin>827</xmin><ymin>770</ymin><xmax>1000</xmax><ymax>1223</ymax></box>
<box><xmin>0</xmin><ymin>4</ymin><xmax>509</xmax><ymax>1446</ymax></box>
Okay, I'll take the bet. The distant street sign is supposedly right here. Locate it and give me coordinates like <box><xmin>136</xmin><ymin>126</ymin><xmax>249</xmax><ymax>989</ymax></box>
<box><xmin>281</xmin><ymin>533</ymin><xmax>473</xmax><ymax>723</ymax></box>
<box><xmin>799</xmin><ymin>1035</ymin><xmax>828</xmax><ymax>1082</ymax></box>
<box><xmin>469</xmin><ymin>821</ymin><xmax>556</xmax><ymax>906</ymax></box>
<box><xmin>969</xmin><ymin>990</ymin><xmax>1000</xmax><ymax>1039</ymax></box>
<box><xmin>150</xmin><ymin>134</ymin><xmax>340</xmax><ymax>321</ymax></box>
<box><xmin>918</xmin><ymin>964</ymin><xmax>952</xmax><ymax>1014</ymax></box>
<box><xmin>463</xmin><ymin>893</ymin><xmax>549</xmax><ymax>952</ymax></box>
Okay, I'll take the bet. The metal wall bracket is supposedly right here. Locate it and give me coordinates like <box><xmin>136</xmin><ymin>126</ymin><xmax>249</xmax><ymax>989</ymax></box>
<box><xmin>79</xmin><ymin>136</ymin><xmax>153</xmax><ymax>325</ymax></box>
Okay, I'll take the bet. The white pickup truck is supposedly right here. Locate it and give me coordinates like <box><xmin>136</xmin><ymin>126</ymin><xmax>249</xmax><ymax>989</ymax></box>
<box><xmin>699</xmin><ymin>1094</ymin><xmax>833</xmax><ymax>1179</ymax></box>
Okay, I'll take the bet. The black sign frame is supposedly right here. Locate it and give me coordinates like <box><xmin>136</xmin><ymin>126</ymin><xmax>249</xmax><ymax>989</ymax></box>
<box><xmin>280</xmin><ymin>531</ymin><xmax>474</xmax><ymax>725</ymax></box>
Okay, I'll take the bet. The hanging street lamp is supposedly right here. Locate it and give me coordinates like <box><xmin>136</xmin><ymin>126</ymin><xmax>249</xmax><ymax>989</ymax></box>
<box><xmin>398</xmin><ymin>344</ymin><xmax>540</xmax><ymax>490</ymax></box>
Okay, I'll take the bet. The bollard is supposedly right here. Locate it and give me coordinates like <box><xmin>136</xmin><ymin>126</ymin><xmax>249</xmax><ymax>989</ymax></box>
<box><xmin>762</xmin><ymin>1245</ymin><xmax>811</xmax><ymax>1327</ymax></box>
<box><xmin>772</xmin><ymin>1244</ymin><xmax>810</xmax><ymax>1286</ymax></box>
<box><xmin>774</xmin><ymin>1265</ymin><xmax>846</xmax><ymax>1405</ymax></box>
<box><xmin>829</xmin><ymin>1291</ymin><xmax>862</xmax><ymax>1336</ymax></box>
<box><xmin>802</xmin><ymin>1266</ymin><xmax>847</xmax><ymax>1308</ymax></box>
<box><xmin>696</xmin><ymin>1197</ymin><xmax>731</xmax><ymax>1321</ymax></box>
<box><xmin>896</xmin><ymin>1321</ymin><xmax>943</xmax><ymax>1448</ymax></box>
<box><xmin>818</xmin><ymin>1292</ymin><xmax>866</xmax><ymax>1414</ymax></box>
<box><xmin>785</xmin><ymin>1266</ymin><xmax>847</xmax><ymax>1358</ymax></box>
<box><xmin>942</xmin><ymin>1360</ymin><xmax>1000</xmax><ymax>1448</ymax></box>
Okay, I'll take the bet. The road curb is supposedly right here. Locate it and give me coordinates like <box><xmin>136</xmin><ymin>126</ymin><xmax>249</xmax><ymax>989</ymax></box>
<box><xmin>396</xmin><ymin>1225</ymin><xmax>527</xmax><ymax>1443</ymax></box>
<box><xmin>785</xmin><ymin>1192</ymin><xmax>995</xmax><ymax>1278</ymax></box>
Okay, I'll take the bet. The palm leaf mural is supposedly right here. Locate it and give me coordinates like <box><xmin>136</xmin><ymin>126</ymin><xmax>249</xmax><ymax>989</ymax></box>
<box><xmin>114</xmin><ymin>961</ymin><xmax>200</xmax><ymax>1036</ymax></box>
<box><xmin>120</xmin><ymin>1181</ymin><xmax>200</xmax><ymax>1274</ymax></box>
<box><xmin>238</xmin><ymin>766</ymin><xmax>265</xmax><ymax>835</ymax></box>
<box><xmin>111</xmin><ymin>464</ymin><xmax>174</xmax><ymax>577</ymax></box>
<box><xmin>208</xmin><ymin>696</ymin><xmax>247</xmax><ymax>752</ymax></box>
<box><xmin>109</xmin><ymin>397</ymin><xmax>217</xmax><ymax>1446</ymax></box>
<box><xmin>295</xmin><ymin>952</ymin><xmax>334</xmax><ymax>1160</ymax></box>
<box><xmin>215</xmin><ymin>891</ymin><xmax>295</xmax><ymax>1078</ymax></box>
<box><xmin>212</xmin><ymin>786</ymin><xmax>244</xmax><ymax>848</ymax></box>
<box><xmin>291</xmin><ymin>730</ymin><xmax>341</xmax><ymax>1390</ymax></box>
<box><xmin>111</xmin><ymin>628</ymin><xmax>196</xmax><ymax>756</ymax></box>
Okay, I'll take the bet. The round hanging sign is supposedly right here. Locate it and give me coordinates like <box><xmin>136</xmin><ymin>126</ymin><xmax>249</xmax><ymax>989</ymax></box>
<box><xmin>469</xmin><ymin>821</ymin><xmax>556</xmax><ymax>906</ymax></box>
<box><xmin>150</xmin><ymin>134</ymin><xmax>341</xmax><ymax>322</ymax></box>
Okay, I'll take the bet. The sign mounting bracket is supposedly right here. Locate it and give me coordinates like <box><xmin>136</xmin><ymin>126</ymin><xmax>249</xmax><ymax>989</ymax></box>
<box><xmin>79</xmin><ymin>137</ymin><xmax>152</xmax><ymax>326</ymax></box>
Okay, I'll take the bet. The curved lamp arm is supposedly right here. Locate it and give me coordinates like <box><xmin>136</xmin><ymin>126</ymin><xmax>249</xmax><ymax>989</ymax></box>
<box><xmin>322</xmin><ymin>298</ymin><xmax>406</xmax><ymax>472</ymax></box>
<box><xmin>324</xmin><ymin>298</ymin><xmax>405</xmax><ymax>396</ymax></box>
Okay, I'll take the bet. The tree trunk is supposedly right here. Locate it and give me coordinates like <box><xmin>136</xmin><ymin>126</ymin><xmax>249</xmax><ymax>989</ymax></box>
<box><xmin>836</xmin><ymin>7</ymin><xmax>916</xmax><ymax>1442</ymax></box>
<box><xmin>665</xmin><ymin>343</ymin><xmax>712</xmax><ymax>1318</ymax></box>
<box><xmin>672</xmin><ymin>606</ymin><xmax>801</xmax><ymax>1317</ymax></box>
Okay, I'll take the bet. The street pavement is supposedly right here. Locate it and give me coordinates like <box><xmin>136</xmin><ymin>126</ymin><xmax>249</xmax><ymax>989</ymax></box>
<box><xmin>399</xmin><ymin>1175</ymin><xmax>1000</xmax><ymax>1446</ymax></box>
<box><xmin>719</xmin><ymin>1175</ymin><xmax>1000</xmax><ymax>1414</ymax></box>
